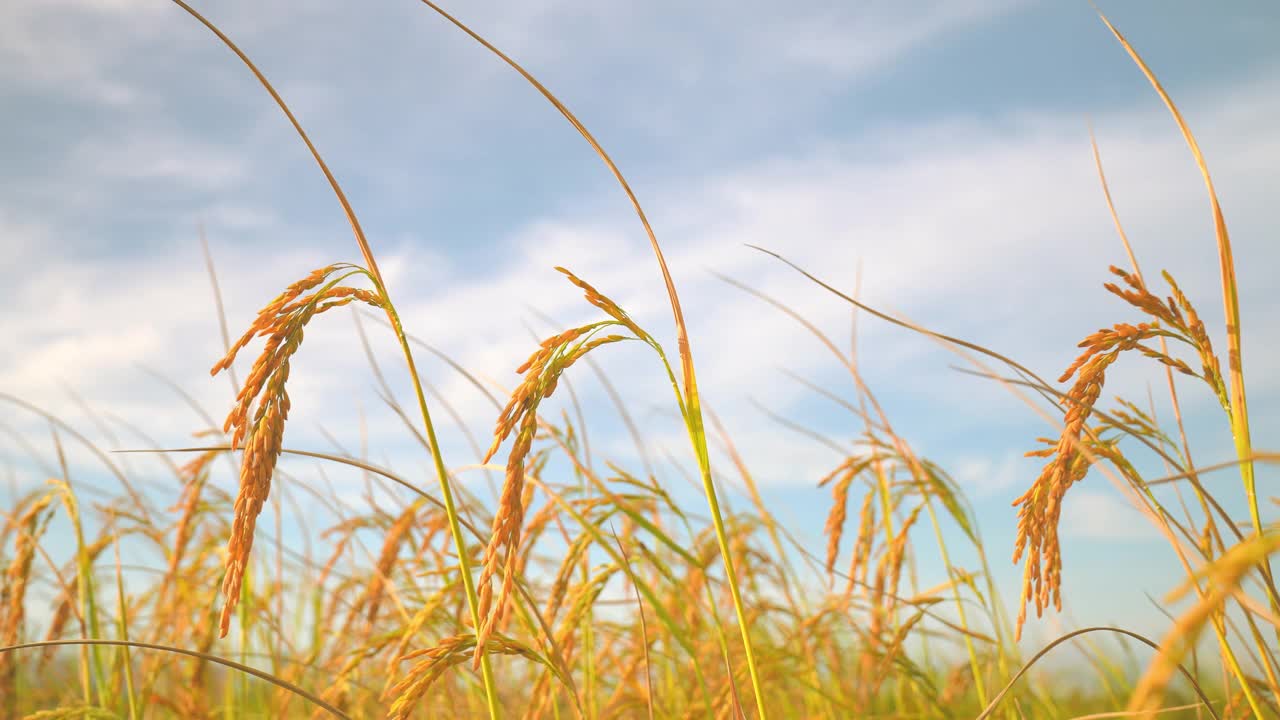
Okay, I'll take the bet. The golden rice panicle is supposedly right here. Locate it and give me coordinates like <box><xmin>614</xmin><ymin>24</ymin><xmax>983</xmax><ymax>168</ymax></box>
<box><xmin>1011</xmin><ymin>315</ymin><xmax>1159</xmax><ymax>639</ymax></box>
<box><xmin>484</xmin><ymin>326</ymin><xmax>589</xmax><ymax>464</ymax></box>
<box><xmin>221</xmin><ymin>282</ymin><xmax>384</xmax><ymax>450</ymax></box>
<box><xmin>819</xmin><ymin>459</ymin><xmax>857</xmax><ymax>579</ymax></box>
<box><xmin>389</xmin><ymin>634</ymin><xmax>535</xmax><ymax>720</ymax></box>
<box><xmin>484</xmin><ymin>331</ymin><xmax>630</xmax><ymax>466</ymax></box>
<box><xmin>554</xmin><ymin>266</ymin><xmax>645</xmax><ymax>339</ymax></box>
<box><xmin>218</xmin><ymin>364</ymin><xmax>289</xmax><ymax>637</ymax></box>
<box><xmin>210</xmin><ymin>264</ymin><xmax>340</xmax><ymax>376</ymax></box>
<box><xmin>1</xmin><ymin>494</ymin><xmax>55</xmax><ymax>637</ymax></box>
<box><xmin>846</xmin><ymin>489</ymin><xmax>878</xmax><ymax>598</ymax></box>
<box><xmin>474</xmin><ymin>412</ymin><xmax>537</xmax><ymax>667</ymax></box>
<box><xmin>210</xmin><ymin>267</ymin><xmax>385</xmax><ymax>638</ymax></box>
<box><xmin>1</xmin><ymin>493</ymin><xmax>55</xmax><ymax>712</ymax></box>
<box><xmin>886</xmin><ymin>504</ymin><xmax>923</xmax><ymax>602</ymax></box>
<box><xmin>1012</xmin><ymin>265</ymin><xmax>1234</xmax><ymax>639</ymax></box>
<box><xmin>164</xmin><ymin>433</ymin><xmax>219</xmax><ymax>596</ymax></box>
<box><xmin>1102</xmin><ymin>265</ymin><xmax>1170</xmax><ymax>320</ymax></box>
<box><xmin>1160</xmin><ymin>270</ymin><xmax>1229</xmax><ymax>406</ymax></box>
<box><xmin>364</xmin><ymin>504</ymin><xmax>416</xmax><ymax>625</ymax></box>
<box><xmin>474</xmin><ymin>268</ymin><xmax>638</xmax><ymax>667</ymax></box>
<box><xmin>1105</xmin><ymin>266</ymin><xmax>1228</xmax><ymax>406</ymax></box>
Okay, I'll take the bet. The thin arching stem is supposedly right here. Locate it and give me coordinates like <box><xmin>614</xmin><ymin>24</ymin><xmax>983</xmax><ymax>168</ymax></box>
<box><xmin>165</xmin><ymin>2</ymin><xmax>500</xmax><ymax>714</ymax></box>
<box><xmin>0</xmin><ymin>639</ymin><xmax>352</xmax><ymax>720</ymax></box>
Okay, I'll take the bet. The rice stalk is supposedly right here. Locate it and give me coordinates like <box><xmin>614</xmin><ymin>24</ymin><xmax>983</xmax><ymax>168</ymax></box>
<box><xmin>1</xmin><ymin>493</ymin><xmax>57</xmax><ymax>717</ymax></box>
<box><xmin>410</xmin><ymin>4</ymin><xmax>772</xmax><ymax>712</ymax></box>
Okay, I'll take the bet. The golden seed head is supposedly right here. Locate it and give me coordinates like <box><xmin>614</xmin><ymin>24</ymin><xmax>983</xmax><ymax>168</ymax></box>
<box><xmin>209</xmin><ymin>267</ymin><xmax>384</xmax><ymax>638</ymax></box>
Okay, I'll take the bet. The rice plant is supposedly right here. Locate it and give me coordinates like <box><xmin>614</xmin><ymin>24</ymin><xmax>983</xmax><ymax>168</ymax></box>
<box><xmin>0</xmin><ymin>3</ymin><xmax>1275</xmax><ymax>719</ymax></box>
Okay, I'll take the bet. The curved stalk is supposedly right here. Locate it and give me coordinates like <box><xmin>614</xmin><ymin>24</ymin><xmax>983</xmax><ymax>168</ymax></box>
<box><xmin>166</xmin><ymin>1</ymin><xmax>501</xmax><ymax>714</ymax></box>
<box><xmin>410</xmin><ymin>3</ymin><xmax>769</xmax><ymax>714</ymax></box>
<box><xmin>0</xmin><ymin>639</ymin><xmax>352</xmax><ymax>720</ymax></box>
<box><xmin>383</xmin><ymin>300</ymin><xmax>503</xmax><ymax>719</ymax></box>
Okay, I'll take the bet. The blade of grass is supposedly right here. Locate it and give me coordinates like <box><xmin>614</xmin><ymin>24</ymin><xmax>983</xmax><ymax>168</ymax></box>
<box><xmin>111</xmin><ymin>518</ymin><xmax>139</xmax><ymax>720</ymax></box>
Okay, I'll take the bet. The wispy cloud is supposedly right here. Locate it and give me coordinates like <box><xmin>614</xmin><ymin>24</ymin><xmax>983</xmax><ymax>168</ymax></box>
<box><xmin>6</xmin><ymin>67</ymin><xmax>1275</xmax><ymax>497</ymax></box>
<box><xmin>1061</xmin><ymin>488</ymin><xmax>1159</xmax><ymax>541</ymax></box>
<box><xmin>765</xmin><ymin>0</ymin><xmax>1030</xmax><ymax>76</ymax></box>
<box><xmin>0</xmin><ymin>0</ymin><xmax>170</xmax><ymax>105</ymax></box>
<box><xmin>952</xmin><ymin>450</ymin><xmax>1023</xmax><ymax>497</ymax></box>
<box><xmin>72</xmin><ymin>132</ymin><xmax>251</xmax><ymax>189</ymax></box>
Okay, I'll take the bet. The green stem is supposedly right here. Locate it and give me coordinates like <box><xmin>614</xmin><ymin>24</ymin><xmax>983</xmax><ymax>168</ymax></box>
<box><xmin>384</xmin><ymin>301</ymin><xmax>501</xmax><ymax>719</ymax></box>
<box><xmin>1095</xmin><ymin>7</ymin><xmax>1280</xmax><ymax>631</ymax></box>
<box><xmin>922</xmin><ymin>499</ymin><xmax>987</xmax><ymax>707</ymax></box>
<box><xmin>680</xmin><ymin>386</ymin><xmax>769</xmax><ymax>719</ymax></box>
<box><xmin>112</xmin><ymin>540</ymin><xmax>139</xmax><ymax>720</ymax></box>
<box><xmin>647</xmin><ymin>344</ymin><xmax>768</xmax><ymax>717</ymax></box>
<box><xmin>409</xmin><ymin>3</ymin><xmax>770</xmax><ymax>711</ymax></box>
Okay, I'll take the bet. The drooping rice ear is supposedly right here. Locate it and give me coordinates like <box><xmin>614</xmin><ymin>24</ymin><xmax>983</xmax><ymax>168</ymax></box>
<box><xmin>211</xmin><ymin>270</ymin><xmax>384</xmax><ymax>638</ymax></box>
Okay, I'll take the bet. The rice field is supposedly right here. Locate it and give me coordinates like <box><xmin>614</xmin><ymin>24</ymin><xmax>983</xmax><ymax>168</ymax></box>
<box><xmin>1</xmin><ymin>3</ymin><xmax>1276</xmax><ymax>718</ymax></box>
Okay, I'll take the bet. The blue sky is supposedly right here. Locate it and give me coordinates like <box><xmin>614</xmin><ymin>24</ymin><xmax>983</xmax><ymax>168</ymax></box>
<box><xmin>2</xmin><ymin>0</ymin><xmax>1278</xmax><ymax>651</ymax></box>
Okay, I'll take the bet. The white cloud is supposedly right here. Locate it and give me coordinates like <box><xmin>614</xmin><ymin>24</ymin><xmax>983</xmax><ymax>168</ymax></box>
<box><xmin>765</xmin><ymin>0</ymin><xmax>1029</xmax><ymax>76</ymax></box>
<box><xmin>1060</xmin><ymin>488</ymin><xmax>1158</xmax><ymax>540</ymax></box>
<box><xmin>465</xmin><ymin>0</ymin><xmax>1023</xmax><ymax>77</ymax></box>
<box><xmin>70</xmin><ymin>133</ymin><xmax>250</xmax><ymax>189</ymax></box>
<box><xmin>0</xmin><ymin>0</ymin><xmax>165</xmax><ymax>105</ymax></box>
<box><xmin>1</xmin><ymin>24</ymin><xmax>1277</xmax><ymax>498</ymax></box>
<box><xmin>0</xmin><ymin>210</ymin><xmax>53</xmax><ymax>265</ymax></box>
<box><xmin>952</xmin><ymin>451</ymin><xmax>1022</xmax><ymax>497</ymax></box>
